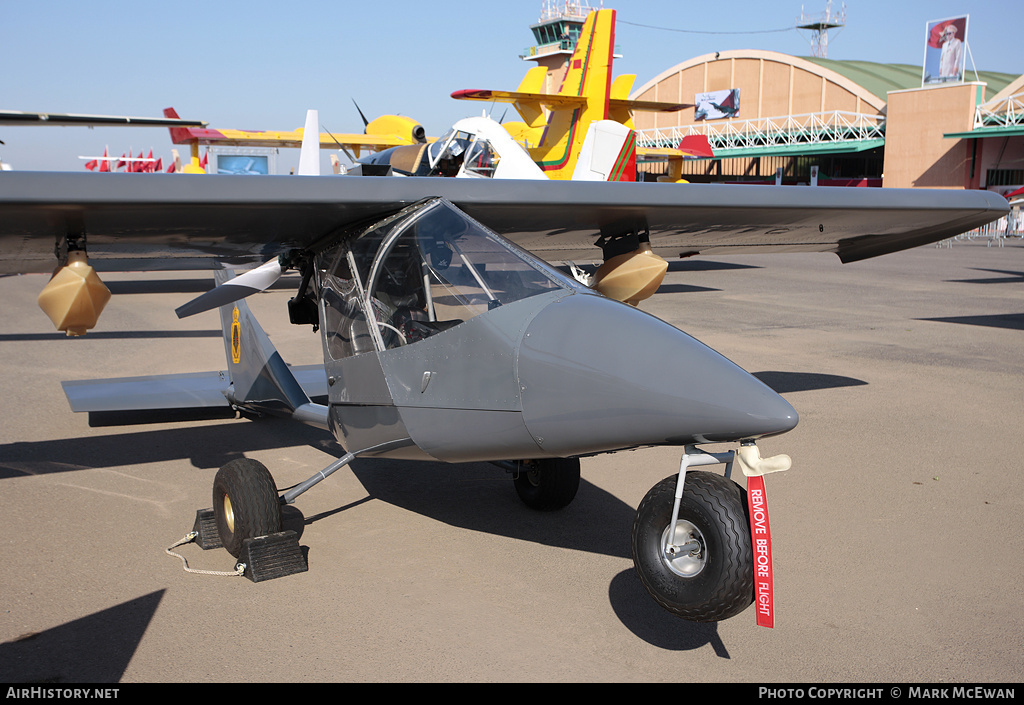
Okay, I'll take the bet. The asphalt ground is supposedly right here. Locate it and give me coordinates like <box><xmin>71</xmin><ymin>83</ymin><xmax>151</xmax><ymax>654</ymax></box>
<box><xmin>0</xmin><ymin>239</ymin><xmax>1021</xmax><ymax>684</ymax></box>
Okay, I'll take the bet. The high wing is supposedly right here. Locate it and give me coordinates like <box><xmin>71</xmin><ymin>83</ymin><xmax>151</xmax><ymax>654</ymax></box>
<box><xmin>0</xmin><ymin>109</ymin><xmax>206</xmax><ymax>128</ymax></box>
<box><xmin>0</xmin><ymin>172</ymin><xmax>1008</xmax><ymax>277</ymax></box>
<box><xmin>163</xmin><ymin>107</ymin><xmax>427</xmax><ymax>158</ymax></box>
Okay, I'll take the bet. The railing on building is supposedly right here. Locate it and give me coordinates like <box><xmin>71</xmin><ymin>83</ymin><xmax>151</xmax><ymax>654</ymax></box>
<box><xmin>974</xmin><ymin>91</ymin><xmax>1024</xmax><ymax>130</ymax></box>
<box><xmin>538</xmin><ymin>0</ymin><xmax>591</xmax><ymax>22</ymax></box>
<box><xmin>635</xmin><ymin>111</ymin><xmax>886</xmax><ymax>155</ymax></box>
<box><xmin>521</xmin><ymin>39</ymin><xmax>574</xmax><ymax>59</ymax></box>
<box><xmin>520</xmin><ymin>41</ymin><xmax>621</xmax><ymax>60</ymax></box>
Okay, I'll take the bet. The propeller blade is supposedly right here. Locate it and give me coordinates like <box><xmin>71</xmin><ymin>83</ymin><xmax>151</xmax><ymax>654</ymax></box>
<box><xmin>352</xmin><ymin>99</ymin><xmax>369</xmax><ymax>128</ymax></box>
<box><xmin>175</xmin><ymin>259</ymin><xmax>283</xmax><ymax>319</ymax></box>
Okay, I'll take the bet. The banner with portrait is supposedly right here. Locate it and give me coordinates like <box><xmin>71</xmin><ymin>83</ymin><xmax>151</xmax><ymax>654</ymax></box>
<box><xmin>922</xmin><ymin>16</ymin><xmax>968</xmax><ymax>85</ymax></box>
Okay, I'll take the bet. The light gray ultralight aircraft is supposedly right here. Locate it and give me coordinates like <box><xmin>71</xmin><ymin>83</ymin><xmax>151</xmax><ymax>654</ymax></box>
<box><xmin>0</xmin><ymin>171</ymin><xmax>1008</xmax><ymax>625</ymax></box>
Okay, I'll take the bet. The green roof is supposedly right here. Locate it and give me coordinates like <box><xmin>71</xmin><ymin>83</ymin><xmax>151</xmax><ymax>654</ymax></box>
<box><xmin>801</xmin><ymin>57</ymin><xmax>1019</xmax><ymax>103</ymax></box>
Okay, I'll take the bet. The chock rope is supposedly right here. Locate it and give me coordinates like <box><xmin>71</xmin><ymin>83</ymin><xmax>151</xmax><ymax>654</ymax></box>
<box><xmin>165</xmin><ymin>531</ymin><xmax>246</xmax><ymax>577</ymax></box>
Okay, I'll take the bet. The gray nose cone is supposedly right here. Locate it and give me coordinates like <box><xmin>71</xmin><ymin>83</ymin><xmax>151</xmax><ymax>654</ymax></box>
<box><xmin>516</xmin><ymin>293</ymin><xmax>798</xmax><ymax>457</ymax></box>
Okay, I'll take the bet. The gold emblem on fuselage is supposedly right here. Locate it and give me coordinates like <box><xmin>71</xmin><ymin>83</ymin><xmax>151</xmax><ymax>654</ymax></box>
<box><xmin>231</xmin><ymin>306</ymin><xmax>241</xmax><ymax>363</ymax></box>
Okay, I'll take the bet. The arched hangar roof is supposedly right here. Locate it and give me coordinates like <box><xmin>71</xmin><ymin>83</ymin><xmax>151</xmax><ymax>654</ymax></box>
<box><xmin>806</xmin><ymin>57</ymin><xmax>1018</xmax><ymax>103</ymax></box>
<box><xmin>631</xmin><ymin>50</ymin><xmax>893</xmax><ymax>116</ymax></box>
<box><xmin>631</xmin><ymin>50</ymin><xmax>1020</xmax><ymax>114</ymax></box>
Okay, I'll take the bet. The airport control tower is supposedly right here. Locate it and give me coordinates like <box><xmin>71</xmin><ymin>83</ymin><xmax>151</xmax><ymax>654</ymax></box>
<box><xmin>519</xmin><ymin>1</ymin><xmax>614</xmax><ymax>93</ymax></box>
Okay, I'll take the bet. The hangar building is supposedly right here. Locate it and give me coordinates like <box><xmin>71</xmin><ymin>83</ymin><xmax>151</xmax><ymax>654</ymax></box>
<box><xmin>521</xmin><ymin>3</ymin><xmax>1023</xmax><ymax>197</ymax></box>
<box><xmin>630</xmin><ymin>51</ymin><xmax>1022</xmax><ymax>195</ymax></box>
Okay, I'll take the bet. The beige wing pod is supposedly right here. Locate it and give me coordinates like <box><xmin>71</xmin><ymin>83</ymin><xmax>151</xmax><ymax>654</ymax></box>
<box><xmin>37</xmin><ymin>251</ymin><xmax>111</xmax><ymax>336</ymax></box>
<box><xmin>591</xmin><ymin>243</ymin><xmax>669</xmax><ymax>306</ymax></box>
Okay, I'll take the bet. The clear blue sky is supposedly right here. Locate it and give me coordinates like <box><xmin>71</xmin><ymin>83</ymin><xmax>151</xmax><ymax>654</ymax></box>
<box><xmin>2</xmin><ymin>0</ymin><xmax>1021</xmax><ymax>171</ymax></box>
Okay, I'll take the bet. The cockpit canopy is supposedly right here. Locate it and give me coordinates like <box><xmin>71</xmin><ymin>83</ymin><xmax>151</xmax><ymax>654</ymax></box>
<box><xmin>317</xmin><ymin>198</ymin><xmax>583</xmax><ymax>358</ymax></box>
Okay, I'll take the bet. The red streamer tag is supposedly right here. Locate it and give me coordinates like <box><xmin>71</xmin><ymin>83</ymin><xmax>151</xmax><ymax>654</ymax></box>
<box><xmin>747</xmin><ymin>475</ymin><xmax>774</xmax><ymax>628</ymax></box>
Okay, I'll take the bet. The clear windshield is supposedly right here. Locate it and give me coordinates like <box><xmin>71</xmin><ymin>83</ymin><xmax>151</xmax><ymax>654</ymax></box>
<box><xmin>318</xmin><ymin>199</ymin><xmax>580</xmax><ymax>354</ymax></box>
<box><xmin>427</xmin><ymin>129</ymin><xmax>472</xmax><ymax>176</ymax></box>
<box><xmin>367</xmin><ymin>199</ymin><xmax>568</xmax><ymax>348</ymax></box>
<box><xmin>462</xmin><ymin>139</ymin><xmax>500</xmax><ymax>178</ymax></box>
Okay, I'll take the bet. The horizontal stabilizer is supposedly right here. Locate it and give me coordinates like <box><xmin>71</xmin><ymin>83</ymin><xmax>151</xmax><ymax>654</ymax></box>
<box><xmin>608</xmin><ymin>98</ymin><xmax>692</xmax><ymax>113</ymax></box>
<box><xmin>62</xmin><ymin>365</ymin><xmax>328</xmax><ymax>413</ymax></box>
<box><xmin>451</xmin><ymin>89</ymin><xmax>587</xmax><ymax>109</ymax></box>
<box><xmin>63</xmin><ymin>370</ymin><xmax>230</xmax><ymax>413</ymax></box>
<box><xmin>678</xmin><ymin>134</ymin><xmax>715</xmax><ymax>158</ymax></box>
<box><xmin>452</xmin><ymin>92</ymin><xmax>689</xmax><ymax>114</ymax></box>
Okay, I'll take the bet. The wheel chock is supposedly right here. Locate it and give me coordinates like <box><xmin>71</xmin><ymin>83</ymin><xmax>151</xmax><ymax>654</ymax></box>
<box><xmin>192</xmin><ymin>508</ymin><xmax>223</xmax><ymax>550</ymax></box>
<box><xmin>237</xmin><ymin>530</ymin><xmax>308</xmax><ymax>583</ymax></box>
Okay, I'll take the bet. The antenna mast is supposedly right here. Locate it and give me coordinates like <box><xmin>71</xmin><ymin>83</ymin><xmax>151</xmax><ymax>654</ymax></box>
<box><xmin>796</xmin><ymin>1</ymin><xmax>846</xmax><ymax>58</ymax></box>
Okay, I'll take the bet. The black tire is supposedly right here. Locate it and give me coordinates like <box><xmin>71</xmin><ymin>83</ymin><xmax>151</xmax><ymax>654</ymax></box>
<box><xmin>631</xmin><ymin>470</ymin><xmax>753</xmax><ymax>622</ymax></box>
<box><xmin>213</xmin><ymin>458</ymin><xmax>282</xmax><ymax>558</ymax></box>
<box><xmin>513</xmin><ymin>458</ymin><xmax>581</xmax><ymax>511</ymax></box>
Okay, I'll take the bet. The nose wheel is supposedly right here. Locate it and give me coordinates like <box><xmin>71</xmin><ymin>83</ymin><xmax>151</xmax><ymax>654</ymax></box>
<box><xmin>632</xmin><ymin>470</ymin><xmax>753</xmax><ymax>622</ymax></box>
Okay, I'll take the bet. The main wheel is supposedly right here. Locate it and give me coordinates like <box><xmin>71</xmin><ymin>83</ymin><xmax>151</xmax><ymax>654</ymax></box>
<box><xmin>631</xmin><ymin>470</ymin><xmax>753</xmax><ymax>622</ymax></box>
<box><xmin>513</xmin><ymin>458</ymin><xmax>581</xmax><ymax>511</ymax></box>
<box><xmin>213</xmin><ymin>458</ymin><xmax>282</xmax><ymax>558</ymax></box>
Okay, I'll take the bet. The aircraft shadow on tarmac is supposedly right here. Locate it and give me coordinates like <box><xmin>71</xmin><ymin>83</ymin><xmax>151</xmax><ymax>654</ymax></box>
<box><xmin>0</xmin><ymin>330</ymin><xmax>222</xmax><ymax>342</ymax></box>
<box><xmin>329</xmin><ymin>459</ymin><xmax>733</xmax><ymax>654</ymax></box>
<box><xmin>608</xmin><ymin>570</ymin><xmax>732</xmax><ymax>656</ymax></box>
<box><xmin>916</xmin><ymin>312</ymin><xmax>1024</xmax><ymax>331</ymax></box>
<box><xmin>347</xmin><ymin>459</ymin><xmax>633</xmax><ymax>558</ymax></box>
<box><xmin>752</xmin><ymin>370</ymin><xmax>867</xmax><ymax>393</ymax></box>
<box><xmin>0</xmin><ymin>410</ymin><xmax>751</xmax><ymax>657</ymax></box>
<box><xmin>0</xmin><ymin>590</ymin><xmax>164</xmax><ymax>683</ymax></box>
<box><xmin>556</xmin><ymin>258</ymin><xmax>757</xmax><ymax>292</ymax></box>
<box><xmin>0</xmin><ymin>416</ymin><xmax>339</xmax><ymax>479</ymax></box>
<box><xmin>105</xmin><ymin>275</ymin><xmax>302</xmax><ymax>296</ymax></box>
<box><xmin>947</xmin><ymin>267</ymin><xmax>1024</xmax><ymax>285</ymax></box>
<box><xmin>666</xmin><ymin>260</ymin><xmax>761</xmax><ymax>273</ymax></box>
<box><xmin>654</xmin><ymin>283</ymin><xmax>720</xmax><ymax>294</ymax></box>
<box><xmin>106</xmin><ymin>278</ymin><xmax>218</xmax><ymax>295</ymax></box>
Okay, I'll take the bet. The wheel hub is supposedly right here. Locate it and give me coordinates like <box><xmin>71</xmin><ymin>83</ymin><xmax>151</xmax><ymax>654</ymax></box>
<box><xmin>661</xmin><ymin>520</ymin><xmax>706</xmax><ymax>578</ymax></box>
<box><xmin>223</xmin><ymin>493</ymin><xmax>235</xmax><ymax>534</ymax></box>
